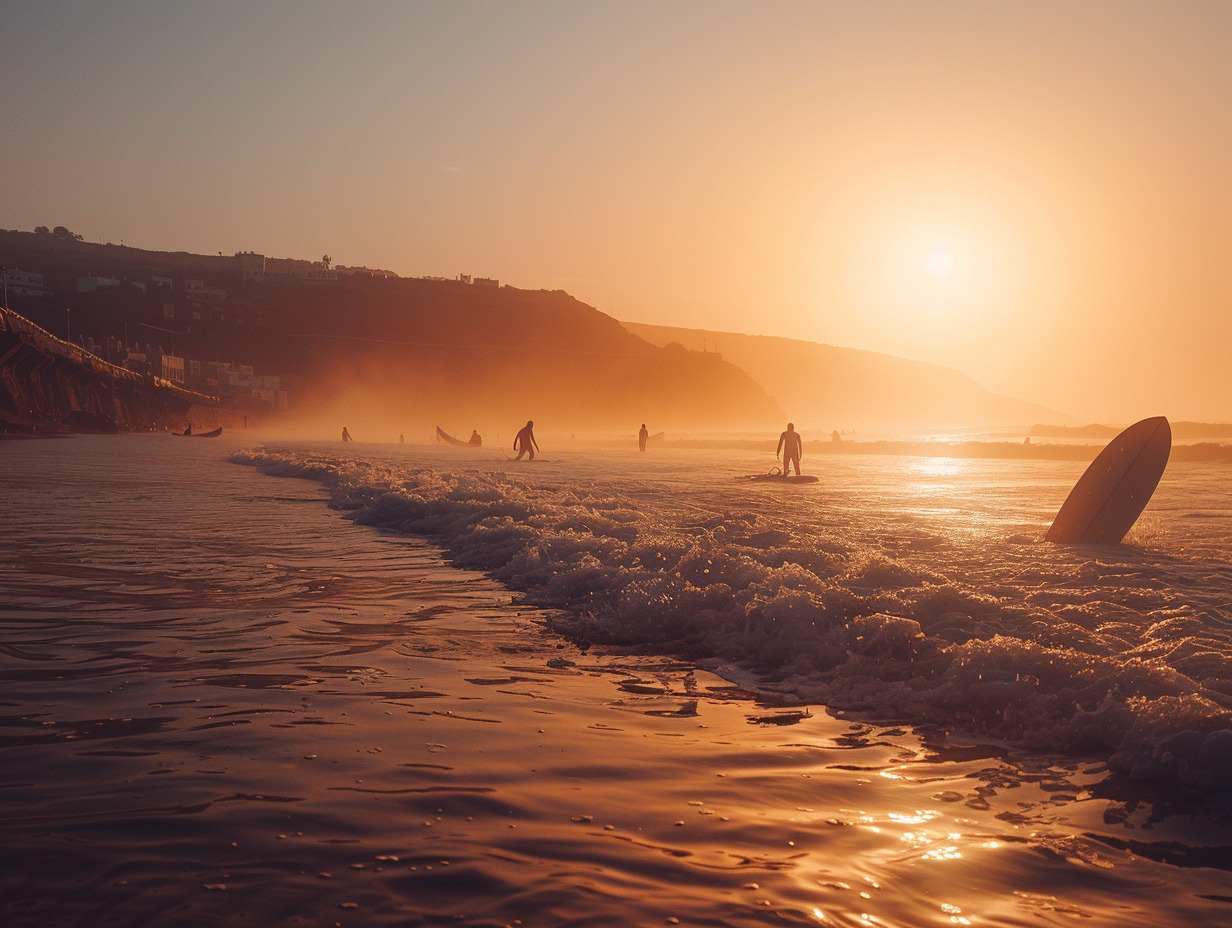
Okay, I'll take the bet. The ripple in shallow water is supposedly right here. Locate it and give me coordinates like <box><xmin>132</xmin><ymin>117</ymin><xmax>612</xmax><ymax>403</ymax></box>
<box><xmin>3</xmin><ymin>436</ymin><xmax>1232</xmax><ymax>927</ymax></box>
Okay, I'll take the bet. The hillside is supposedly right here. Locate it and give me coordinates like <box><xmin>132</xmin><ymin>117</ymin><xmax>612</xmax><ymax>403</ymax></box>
<box><xmin>622</xmin><ymin>322</ymin><xmax>1070</xmax><ymax>432</ymax></box>
<box><xmin>0</xmin><ymin>229</ymin><xmax>781</xmax><ymax>436</ymax></box>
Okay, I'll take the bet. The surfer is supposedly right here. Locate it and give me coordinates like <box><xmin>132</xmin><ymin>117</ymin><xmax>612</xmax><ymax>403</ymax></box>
<box><xmin>513</xmin><ymin>420</ymin><xmax>539</xmax><ymax>461</ymax></box>
<box><xmin>777</xmin><ymin>422</ymin><xmax>803</xmax><ymax>476</ymax></box>
<box><xmin>469</xmin><ymin>430</ymin><xmax>482</xmax><ymax>447</ymax></box>
<box><xmin>639</xmin><ymin>423</ymin><xmax>649</xmax><ymax>452</ymax></box>
<box><xmin>342</xmin><ymin>427</ymin><xmax>352</xmax><ymax>442</ymax></box>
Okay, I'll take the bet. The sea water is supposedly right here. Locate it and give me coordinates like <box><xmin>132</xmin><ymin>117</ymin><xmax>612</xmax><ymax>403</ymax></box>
<box><xmin>2</xmin><ymin>434</ymin><xmax>1231</xmax><ymax>927</ymax></box>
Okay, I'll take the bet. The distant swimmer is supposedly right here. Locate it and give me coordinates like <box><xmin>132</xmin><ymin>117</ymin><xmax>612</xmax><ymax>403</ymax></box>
<box><xmin>639</xmin><ymin>423</ymin><xmax>649</xmax><ymax>452</ymax></box>
<box><xmin>469</xmin><ymin>430</ymin><xmax>482</xmax><ymax>447</ymax></box>
<box><xmin>777</xmin><ymin>422</ymin><xmax>803</xmax><ymax>476</ymax></box>
<box><xmin>342</xmin><ymin>427</ymin><xmax>352</xmax><ymax>442</ymax></box>
<box><xmin>513</xmin><ymin>420</ymin><xmax>539</xmax><ymax>461</ymax></box>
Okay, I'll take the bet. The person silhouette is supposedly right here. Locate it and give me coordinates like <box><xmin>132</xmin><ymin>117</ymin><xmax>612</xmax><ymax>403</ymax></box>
<box><xmin>513</xmin><ymin>420</ymin><xmax>539</xmax><ymax>461</ymax></box>
<box><xmin>342</xmin><ymin>427</ymin><xmax>352</xmax><ymax>442</ymax></box>
<box><xmin>638</xmin><ymin>423</ymin><xmax>649</xmax><ymax>452</ymax></box>
<box><xmin>777</xmin><ymin>422</ymin><xmax>802</xmax><ymax>476</ymax></box>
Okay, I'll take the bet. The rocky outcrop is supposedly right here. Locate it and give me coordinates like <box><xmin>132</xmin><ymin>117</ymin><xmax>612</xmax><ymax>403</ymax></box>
<box><xmin>0</xmin><ymin>306</ymin><xmax>218</xmax><ymax>435</ymax></box>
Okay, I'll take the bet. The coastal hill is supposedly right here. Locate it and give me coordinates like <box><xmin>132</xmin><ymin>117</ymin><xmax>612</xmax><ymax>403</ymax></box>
<box><xmin>622</xmin><ymin>322</ymin><xmax>1070</xmax><ymax>432</ymax></box>
<box><xmin>0</xmin><ymin>229</ymin><xmax>781</xmax><ymax>435</ymax></box>
<box><xmin>245</xmin><ymin>277</ymin><xmax>784</xmax><ymax>436</ymax></box>
<box><xmin>3</xmin><ymin>227</ymin><xmax>1070</xmax><ymax>438</ymax></box>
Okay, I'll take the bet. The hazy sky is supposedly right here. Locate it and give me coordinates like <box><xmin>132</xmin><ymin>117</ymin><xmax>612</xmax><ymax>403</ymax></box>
<box><xmin>4</xmin><ymin>1</ymin><xmax>1230</xmax><ymax>422</ymax></box>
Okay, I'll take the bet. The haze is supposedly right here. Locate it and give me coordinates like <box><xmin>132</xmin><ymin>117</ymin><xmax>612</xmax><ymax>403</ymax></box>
<box><xmin>3</xmin><ymin>1</ymin><xmax>1229</xmax><ymax>423</ymax></box>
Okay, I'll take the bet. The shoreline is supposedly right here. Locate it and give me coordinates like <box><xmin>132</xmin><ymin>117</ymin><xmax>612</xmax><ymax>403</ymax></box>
<box><xmin>659</xmin><ymin>437</ymin><xmax>1232</xmax><ymax>462</ymax></box>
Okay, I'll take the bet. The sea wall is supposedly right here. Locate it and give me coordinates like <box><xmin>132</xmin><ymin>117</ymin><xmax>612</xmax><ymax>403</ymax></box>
<box><xmin>0</xmin><ymin>305</ymin><xmax>218</xmax><ymax>435</ymax></box>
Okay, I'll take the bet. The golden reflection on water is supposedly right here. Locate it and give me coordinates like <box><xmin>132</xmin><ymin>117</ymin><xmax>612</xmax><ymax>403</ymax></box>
<box><xmin>905</xmin><ymin>458</ymin><xmax>965</xmax><ymax>479</ymax></box>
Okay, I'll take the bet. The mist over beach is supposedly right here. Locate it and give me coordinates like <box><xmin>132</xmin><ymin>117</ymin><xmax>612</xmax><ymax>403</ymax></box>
<box><xmin>4</xmin><ymin>2</ymin><xmax>1232</xmax><ymax>926</ymax></box>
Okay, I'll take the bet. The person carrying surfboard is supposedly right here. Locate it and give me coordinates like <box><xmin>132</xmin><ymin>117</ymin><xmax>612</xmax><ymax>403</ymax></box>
<box><xmin>514</xmin><ymin>420</ymin><xmax>539</xmax><ymax>461</ymax></box>
<box><xmin>777</xmin><ymin>422</ymin><xmax>803</xmax><ymax>476</ymax></box>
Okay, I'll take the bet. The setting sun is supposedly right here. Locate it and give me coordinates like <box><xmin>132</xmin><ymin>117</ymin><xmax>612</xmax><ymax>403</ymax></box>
<box><xmin>926</xmin><ymin>243</ymin><xmax>958</xmax><ymax>281</ymax></box>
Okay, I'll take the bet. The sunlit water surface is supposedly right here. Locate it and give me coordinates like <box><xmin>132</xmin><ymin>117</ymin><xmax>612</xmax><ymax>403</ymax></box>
<box><xmin>2</xmin><ymin>434</ymin><xmax>1231</xmax><ymax>927</ymax></box>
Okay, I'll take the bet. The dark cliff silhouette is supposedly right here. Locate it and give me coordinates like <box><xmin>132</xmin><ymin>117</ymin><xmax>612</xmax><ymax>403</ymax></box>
<box><xmin>1</xmin><ymin>230</ymin><xmax>782</xmax><ymax>434</ymax></box>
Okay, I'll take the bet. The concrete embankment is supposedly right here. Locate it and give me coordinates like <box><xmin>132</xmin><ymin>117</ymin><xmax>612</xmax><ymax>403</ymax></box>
<box><xmin>1</xmin><ymin>305</ymin><xmax>219</xmax><ymax>435</ymax></box>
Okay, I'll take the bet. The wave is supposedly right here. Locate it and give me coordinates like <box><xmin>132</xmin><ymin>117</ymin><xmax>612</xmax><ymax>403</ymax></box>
<box><xmin>232</xmin><ymin>448</ymin><xmax>1232</xmax><ymax>803</ymax></box>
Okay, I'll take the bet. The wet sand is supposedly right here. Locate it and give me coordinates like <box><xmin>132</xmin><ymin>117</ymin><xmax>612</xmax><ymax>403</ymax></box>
<box><xmin>3</xmin><ymin>435</ymin><xmax>1232</xmax><ymax>927</ymax></box>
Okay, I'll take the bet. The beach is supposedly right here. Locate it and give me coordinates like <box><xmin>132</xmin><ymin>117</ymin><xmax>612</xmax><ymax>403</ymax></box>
<box><xmin>3</xmin><ymin>434</ymin><xmax>1232</xmax><ymax>927</ymax></box>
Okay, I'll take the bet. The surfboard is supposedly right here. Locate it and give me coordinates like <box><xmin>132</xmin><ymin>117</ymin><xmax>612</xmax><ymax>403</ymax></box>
<box><xmin>746</xmin><ymin>474</ymin><xmax>819</xmax><ymax>484</ymax></box>
<box><xmin>1044</xmin><ymin>416</ymin><xmax>1171</xmax><ymax>544</ymax></box>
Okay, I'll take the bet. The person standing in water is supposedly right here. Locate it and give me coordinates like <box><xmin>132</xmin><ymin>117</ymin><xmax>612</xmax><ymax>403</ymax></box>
<box><xmin>638</xmin><ymin>423</ymin><xmax>649</xmax><ymax>452</ymax></box>
<box><xmin>513</xmin><ymin>420</ymin><xmax>539</xmax><ymax>461</ymax></box>
<box><xmin>777</xmin><ymin>422</ymin><xmax>802</xmax><ymax>476</ymax></box>
<box><xmin>342</xmin><ymin>427</ymin><xmax>352</xmax><ymax>442</ymax></box>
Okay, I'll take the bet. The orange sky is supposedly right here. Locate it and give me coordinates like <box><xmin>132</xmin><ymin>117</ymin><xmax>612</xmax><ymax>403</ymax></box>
<box><xmin>4</xmin><ymin>2</ymin><xmax>1229</xmax><ymax>422</ymax></box>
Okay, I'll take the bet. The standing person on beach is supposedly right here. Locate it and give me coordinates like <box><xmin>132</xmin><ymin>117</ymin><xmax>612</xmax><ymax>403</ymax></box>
<box><xmin>777</xmin><ymin>422</ymin><xmax>802</xmax><ymax>476</ymax></box>
<box><xmin>513</xmin><ymin>420</ymin><xmax>539</xmax><ymax>461</ymax></box>
<box><xmin>342</xmin><ymin>427</ymin><xmax>352</xmax><ymax>442</ymax></box>
<box><xmin>639</xmin><ymin>423</ymin><xmax>649</xmax><ymax>452</ymax></box>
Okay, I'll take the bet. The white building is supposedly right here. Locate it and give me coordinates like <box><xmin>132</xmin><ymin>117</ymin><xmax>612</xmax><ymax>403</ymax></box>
<box><xmin>3</xmin><ymin>268</ymin><xmax>53</xmax><ymax>298</ymax></box>
<box><xmin>77</xmin><ymin>276</ymin><xmax>121</xmax><ymax>293</ymax></box>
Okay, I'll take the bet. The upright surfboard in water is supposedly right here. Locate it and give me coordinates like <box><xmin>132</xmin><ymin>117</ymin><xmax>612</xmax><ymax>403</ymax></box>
<box><xmin>1045</xmin><ymin>416</ymin><xmax>1171</xmax><ymax>544</ymax></box>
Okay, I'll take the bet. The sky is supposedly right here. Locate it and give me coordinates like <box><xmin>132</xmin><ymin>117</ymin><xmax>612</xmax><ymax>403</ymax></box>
<box><xmin>3</xmin><ymin>1</ymin><xmax>1230</xmax><ymax>423</ymax></box>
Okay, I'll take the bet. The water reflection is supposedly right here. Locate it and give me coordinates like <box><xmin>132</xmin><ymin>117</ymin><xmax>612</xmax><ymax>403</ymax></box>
<box><xmin>2</xmin><ymin>437</ymin><xmax>1232</xmax><ymax>928</ymax></box>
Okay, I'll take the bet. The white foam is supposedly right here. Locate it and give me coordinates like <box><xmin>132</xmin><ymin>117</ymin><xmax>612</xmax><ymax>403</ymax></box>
<box><xmin>232</xmin><ymin>445</ymin><xmax>1232</xmax><ymax>797</ymax></box>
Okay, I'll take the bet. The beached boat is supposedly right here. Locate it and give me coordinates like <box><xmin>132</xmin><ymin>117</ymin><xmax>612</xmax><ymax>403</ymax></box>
<box><xmin>175</xmin><ymin>426</ymin><xmax>223</xmax><ymax>437</ymax></box>
<box><xmin>435</xmin><ymin>426</ymin><xmax>482</xmax><ymax>447</ymax></box>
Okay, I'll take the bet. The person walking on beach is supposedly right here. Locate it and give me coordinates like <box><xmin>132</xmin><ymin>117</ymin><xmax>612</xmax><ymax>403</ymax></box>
<box><xmin>638</xmin><ymin>423</ymin><xmax>649</xmax><ymax>452</ymax></box>
<box><xmin>513</xmin><ymin>420</ymin><xmax>539</xmax><ymax>461</ymax></box>
<box><xmin>342</xmin><ymin>427</ymin><xmax>352</xmax><ymax>442</ymax></box>
<box><xmin>777</xmin><ymin>422</ymin><xmax>802</xmax><ymax>476</ymax></box>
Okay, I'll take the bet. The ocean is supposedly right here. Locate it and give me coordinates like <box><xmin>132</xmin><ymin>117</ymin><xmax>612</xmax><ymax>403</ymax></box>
<box><xmin>2</xmin><ymin>433</ymin><xmax>1231</xmax><ymax>927</ymax></box>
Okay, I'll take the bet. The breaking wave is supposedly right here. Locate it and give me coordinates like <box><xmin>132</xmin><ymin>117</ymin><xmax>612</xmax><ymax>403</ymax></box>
<box><xmin>232</xmin><ymin>447</ymin><xmax>1232</xmax><ymax>801</ymax></box>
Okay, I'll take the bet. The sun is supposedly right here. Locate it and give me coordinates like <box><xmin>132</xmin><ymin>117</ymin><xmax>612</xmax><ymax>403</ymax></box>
<box><xmin>925</xmin><ymin>243</ymin><xmax>958</xmax><ymax>281</ymax></box>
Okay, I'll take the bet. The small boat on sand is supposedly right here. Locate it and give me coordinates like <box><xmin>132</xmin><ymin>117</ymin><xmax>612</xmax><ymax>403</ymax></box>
<box><xmin>436</xmin><ymin>426</ymin><xmax>482</xmax><ymax>447</ymax></box>
<box><xmin>175</xmin><ymin>426</ymin><xmax>223</xmax><ymax>437</ymax></box>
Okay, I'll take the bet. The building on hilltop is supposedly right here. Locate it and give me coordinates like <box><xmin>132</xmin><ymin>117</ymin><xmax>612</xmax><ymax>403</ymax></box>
<box><xmin>259</xmin><ymin>256</ymin><xmax>338</xmax><ymax>284</ymax></box>
<box><xmin>3</xmin><ymin>268</ymin><xmax>54</xmax><ymax>299</ymax></box>
<box><xmin>77</xmin><ymin>276</ymin><xmax>121</xmax><ymax>293</ymax></box>
<box><xmin>184</xmin><ymin>278</ymin><xmax>227</xmax><ymax>302</ymax></box>
<box><xmin>236</xmin><ymin>252</ymin><xmax>266</xmax><ymax>282</ymax></box>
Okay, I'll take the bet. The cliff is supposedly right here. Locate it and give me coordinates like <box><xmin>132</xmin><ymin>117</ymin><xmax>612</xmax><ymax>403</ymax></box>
<box><xmin>0</xmin><ymin>305</ymin><xmax>218</xmax><ymax>435</ymax></box>
<box><xmin>1</xmin><ymin>230</ymin><xmax>783</xmax><ymax>435</ymax></box>
<box><xmin>237</xmin><ymin>276</ymin><xmax>786</xmax><ymax>434</ymax></box>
